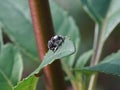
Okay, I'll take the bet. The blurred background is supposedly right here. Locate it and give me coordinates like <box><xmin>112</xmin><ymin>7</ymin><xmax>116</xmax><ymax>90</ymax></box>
<box><xmin>20</xmin><ymin>0</ymin><xmax>120</xmax><ymax>90</ymax></box>
<box><xmin>52</xmin><ymin>0</ymin><xmax>120</xmax><ymax>90</ymax></box>
<box><xmin>3</xmin><ymin>0</ymin><xmax>119</xmax><ymax>90</ymax></box>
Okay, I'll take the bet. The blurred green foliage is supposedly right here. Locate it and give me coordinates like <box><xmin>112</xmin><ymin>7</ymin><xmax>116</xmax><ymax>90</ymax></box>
<box><xmin>0</xmin><ymin>0</ymin><xmax>120</xmax><ymax>90</ymax></box>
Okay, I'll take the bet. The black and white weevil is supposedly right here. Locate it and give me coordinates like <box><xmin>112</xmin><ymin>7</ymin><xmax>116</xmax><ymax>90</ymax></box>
<box><xmin>48</xmin><ymin>35</ymin><xmax>65</xmax><ymax>52</ymax></box>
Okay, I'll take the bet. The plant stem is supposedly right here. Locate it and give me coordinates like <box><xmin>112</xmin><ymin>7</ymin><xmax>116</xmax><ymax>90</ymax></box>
<box><xmin>0</xmin><ymin>23</ymin><xmax>3</xmax><ymax>51</ymax></box>
<box><xmin>88</xmin><ymin>23</ymin><xmax>104</xmax><ymax>90</ymax></box>
<box><xmin>75</xmin><ymin>73</ymin><xmax>85</xmax><ymax>90</ymax></box>
<box><xmin>90</xmin><ymin>24</ymin><xmax>102</xmax><ymax>66</ymax></box>
<box><xmin>28</xmin><ymin>0</ymin><xmax>66</xmax><ymax>90</ymax></box>
<box><xmin>62</xmin><ymin>62</ymin><xmax>78</xmax><ymax>90</ymax></box>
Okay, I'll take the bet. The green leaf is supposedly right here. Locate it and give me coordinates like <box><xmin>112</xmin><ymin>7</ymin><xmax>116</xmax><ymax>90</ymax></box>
<box><xmin>83</xmin><ymin>50</ymin><xmax>120</xmax><ymax>76</ymax></box>
<box><xmin>75</xmin><ymin>50</ymin><xmax>93</xmax><ymax>68</ymax></box>
<box><xmin>49</xmin><ymin>1</ymin><xmax>80</xmax><ymax>87</ymax></box>
<box><xmin>80</xmin><ymin>0</ymin><xmax>120</xmax><ymax>42</ymax></box>
<box><xmin>80</xmin><ymin>0</ymin><xmax>110</xmax><ymax>23</ymax></box>
<box><xmin>34</xmin><ymin>38</ymin><xmax>75</xmax><ymax>75</ymax></box>
<box><xmin>14</xmin><ymin>75</ymin><xmax>38</xmax><ymax>90</ymax></box>
<box><xmin>0</xmin><ymin>70</ymin><xmax>13</xmax><ymax>90</ymax></box>
<box><xmin>0</xmin><ymin>44</ymin><xmax>23</xmax><ymax>85</ymax></box>
<box><xmin>50</xmin><ymin>0</ymin><xmax>80</xmax><ymax>67</ymax></box>
<box><xmin>0</xmin><ymin>0</ymin><xmax>38</xmax><ymax>61</ymax></box>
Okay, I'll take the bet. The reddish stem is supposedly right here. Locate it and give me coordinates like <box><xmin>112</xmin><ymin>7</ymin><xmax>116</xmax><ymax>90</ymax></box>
<box><xmin>28</xmin><ymin>0</ymin><xmax>66</xmax><ymax>90</ymax></box>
